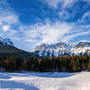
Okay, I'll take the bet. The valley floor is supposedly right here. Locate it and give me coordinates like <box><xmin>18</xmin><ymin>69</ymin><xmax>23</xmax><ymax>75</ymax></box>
<box><xmin>0</xmin><ymin>72</ymin><xmax>90</xmax><ymax>90</ymax></box>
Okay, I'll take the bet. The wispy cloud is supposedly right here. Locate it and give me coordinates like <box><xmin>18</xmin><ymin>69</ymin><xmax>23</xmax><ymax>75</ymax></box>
<box><xmin>2</xmin><ymin>25</ymin><xmax>10</xmax><ymax>31</ymax></box>
<box><xmin>20</xmin><ymin>20</ymin><xmax>73</xmax><ymax>44</ymax></box>
<box><xmin>40</xmin><ymin>0</ymin><xmax>90</xmax><ymax>20</ymax></box>
<box><xmin>62</xmin><ymin>31</ymin><xmax>90</xmax><ymax>42</ymax></box>
<box><xmin>42</xmin><ymin>0</ymin><xmax>90</xmax><ymax>9</ymax></box>
<box><xmin>19</xmin><ymin>19</ymin><xmax>90</xmax><ymax>50</ymax></box>
<box><xmin>40</xmin><ymin>0</ymin><xmax>77</xmax><ymax>20</ymax></box>
<box><xmin>41</xmin><ymin>0</ymin><xmax>77</xmax><ymax>9</ymax></box>
<box><xmin>59</xmin><ymin>10</ymin><xmax>71</xmax><ymax>20</ymax></box>
<box><xmin>82</xmin><ymin>11</ymin><xmax>90</xmax><ymax>19</ymax></box>
<box><xmin>0</xmin><ymin>0</ymin><xmax>19</xmax><ymax>37</ymax></box>
<box><xmin>78</xmin><ymin>11</ymin><xmax>90</xmax><ymax>23</ymax></box>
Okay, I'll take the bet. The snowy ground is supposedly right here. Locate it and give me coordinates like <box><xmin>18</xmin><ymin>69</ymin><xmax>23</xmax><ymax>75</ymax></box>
<box><xmin>0</xmin><ymin>72</ymin><xmax>90</xmax><ymax>90</ymax></box>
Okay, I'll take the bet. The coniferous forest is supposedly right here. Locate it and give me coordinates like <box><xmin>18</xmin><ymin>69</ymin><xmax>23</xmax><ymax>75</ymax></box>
<box><xmin>0</xmin><ymin>55</ymin><xmax>90</xmax><ymax>72</ymax></box>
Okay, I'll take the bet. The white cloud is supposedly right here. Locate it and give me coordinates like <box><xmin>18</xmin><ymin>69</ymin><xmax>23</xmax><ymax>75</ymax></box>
<box><xmin>0</xmin><ymin>19</ymin><xmax>2</xmax><ymax>25</ymax></box>
<box><xmin>63</xmin><ymin>0</ymin><xmax>78</xmax><ymax>8</ymax></box>
<box><xmin>78</xmin><ymin>11</ymin><xmax>90</xmax><ymax>23</ymax></box>
<box><xmin>41</xmin><ymin>0</ymin><xmax>90</xmax><ymax>20</ymax></box>
<box><xmin>82</xmin><ymin>11</ymin><xmax>90</xmax><ymax>19</ymax></box>
<box><xmin>19</xmin><ymin>19</ymin><xmax>90</xmax><ymax>49</ymax></box>
<box><xmin>0</xmin><ymin>33</ymin><xmax>3</xmax><ymax>36</ymax></box>
<box><xmin>22</xmin><ymin>21</ymin><xmax>73</xmax><ymax>44</ymax></box>
<box><xmin>0</xmin><ymin>0</ymin><xmax>19</xmax><ymax>39</ymax></box>
<box><xmin>41</xmin><ymin>0</ymin><xmax>77</xmax><ymax>9</ymax></box>
<box><xmin>8</xmin><ymin>30</ymin><xmax>17</xmax><ymax>35</ymax></box>
<box><xmin>41</xmin><ymin>0</ymin><xmax>76</xmax><ymax>20</ymax></box>
<box><xmin>2</xmin><ymin>25</ymin><xmax>17</xmax><ymax>35</ymax></box>
<box><xmin>45</xmin><ymin>0</ymin><xmax>62</xmax><ymax>8</ymax></box>
<box><xmin>42</xmin><ymin>0</ymin><xmax>89</xmax><ymax>9</ymax></box>
<box><xmin>0</xmin><ymin>8</ymin><xmax>19</xmax><ymax>25</ymax></box>
<box><xmin>2</xmin><ymin>25</ymin><xmax>10</xmax><ymax>31</ymax></box>
<box><xmin>59</xmin><ymin>10</ymin><xmax>71</xmax><ymax>20</ymax></box>
<box><xmin>1</xmin><ymin>15</ymin><xmax>18</xmax><ymax>24</ymax></box>
<box><xmin>62</xmin><ymin>31</ymin><xmax>90</xmax><ymax>42</ymax></box>
<box><xmin>25</xmin><ymin>39</ymin><xmax>39</xmax><ymax>42</ymax></box>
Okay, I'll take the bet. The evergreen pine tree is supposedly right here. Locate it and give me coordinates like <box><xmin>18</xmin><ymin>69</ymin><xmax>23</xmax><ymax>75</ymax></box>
<box><xmin>8</xmin><ymin>55</ymin><xmax>15</xmax><ymax>71</ymax></box>
<box><xmin>30</xmin><ymin>56</ymin><xmax>34</xmax><ymax>71</ymax></box>
<box><xmin>33</xmin><ymin>57</ymin><xmax>39</xmax><ymax>71</ymax></box>
<box><xmin>26</xmin><ymin>57</ymin><xmax>29</xmax><ymax>71</ymax></box>
<box><xmin>40</xmin><ymin>57</ymin><xmax>46</xmax><ymax>72</ymax></box>
<box><xmin>87</xmin><ymin>59</ymin><xmax>90</xmax><ymax>71</ymax></box>
<box><xmin>51</xmin><ymin>57</ymin><xmax>55</xmax><ymax>72</ymax></box>
<box><xmin>75</xmin><ymin>57</ymin><xmax>80</xmax><ymax>72</ymax></box>
<box><xmin>70</xmin><ymin>57</ymin><xmax>76</xmax><ymax>72</ymax></box>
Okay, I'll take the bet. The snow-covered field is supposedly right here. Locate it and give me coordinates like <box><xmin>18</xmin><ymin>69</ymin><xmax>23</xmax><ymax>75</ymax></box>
<box><xmin>0</xmin><ymin>72</ymin><xmax>90</xmax><ymax>90</ymax></box>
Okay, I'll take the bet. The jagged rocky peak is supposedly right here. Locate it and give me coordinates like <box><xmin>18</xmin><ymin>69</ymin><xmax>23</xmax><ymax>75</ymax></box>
<box><xmin>31</xmin><ymin>42</ymin><xmax>72</xmax><ymax>57</ymax></box>
<box><xmin>38</xmin><ymin>42</ymin><xmax>68</xmax><ymax>48</ymax></box>
<box><xmin>40</xmin><ymin>43</ymin><xmax>48</xmax><ymax>46</ymax></box>
<box><xmin>72</xmin><ymin>40</ymin><xmax>90</xmax><ymax>47</ymax></box>
<box><xmin>0</xmin><ymin>37</ymin><xmax>14</xmax><ymax>46</ymax></box>
<box><xmin>34</xmin><ymin>42</ymin><xmax>69</xmax><ymax>52</ymax></box>
<box><xmin>30</xmin><ymin>40</ymin><xmax>90</xmax><ymax>57</ymax></box>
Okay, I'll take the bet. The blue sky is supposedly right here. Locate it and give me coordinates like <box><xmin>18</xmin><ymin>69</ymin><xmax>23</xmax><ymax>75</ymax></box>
<box><xmin>0</xmin><ymin>0</ymin><xmax>90</xmax><ymax>51</ymax></box>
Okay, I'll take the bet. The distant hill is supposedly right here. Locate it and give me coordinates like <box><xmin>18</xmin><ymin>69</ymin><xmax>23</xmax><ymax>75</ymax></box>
<box><xmin>0</xmin><ymin>37</ymin><xmax>35</xmax><ymax>59</ymax></box>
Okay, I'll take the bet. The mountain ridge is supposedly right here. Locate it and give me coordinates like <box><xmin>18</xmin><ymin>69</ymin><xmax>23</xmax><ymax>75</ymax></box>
<box><xmin>1</xmin><ymin>36</ymin><xmax>90</xmax><ymax>58</ymax></box>
<box><xmin>0</xmin><ymin>37</ymin><xmax>35</xmax><ymax>59</ymax></box>
<box><xmin>30</xmin><ymin>40</ymin><xmax>90</xmax><ymax>57</ymax></box>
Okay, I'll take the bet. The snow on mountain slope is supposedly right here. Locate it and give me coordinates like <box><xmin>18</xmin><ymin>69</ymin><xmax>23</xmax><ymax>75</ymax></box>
<box><xmin>0</xmin><ymin>37</ymin><xmax>14</xmax><ymax>46</ymax></box>
<box><xmin>30</xmin><ymin>41</ymin><xmax>90</xmax><ymax>57</ymax></box>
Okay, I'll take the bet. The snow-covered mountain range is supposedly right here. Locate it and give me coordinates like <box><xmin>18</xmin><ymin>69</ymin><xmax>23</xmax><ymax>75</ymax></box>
<box><xmin>30</xmin><ymin>40</ymin><xmax>90</xmax><ymax>57</ymax></box>
<box><xmin>0</xmin><ymin>37</ymin><xmax>14</xmax><ymax>46</ymax></box>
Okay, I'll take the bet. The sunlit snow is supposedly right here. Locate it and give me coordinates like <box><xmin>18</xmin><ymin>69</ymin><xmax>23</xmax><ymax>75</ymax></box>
<box><xmin>0</xmin><ymin>72</ymin><xmax>90</xmax><ymax>90</ymax></box>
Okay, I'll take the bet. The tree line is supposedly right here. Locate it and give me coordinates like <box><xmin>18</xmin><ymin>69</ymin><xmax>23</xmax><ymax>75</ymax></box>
<box><xmin>0</xmin><ymin>55</ymin><xmax>90</xmax><ymax>72</ymax></box>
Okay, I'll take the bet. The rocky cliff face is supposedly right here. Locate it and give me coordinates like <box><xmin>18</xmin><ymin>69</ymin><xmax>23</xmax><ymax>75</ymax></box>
<box><xmin>30</xmin><ymin>40</ymin><xmax>90</xmax><ymax>57</ymax></box>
